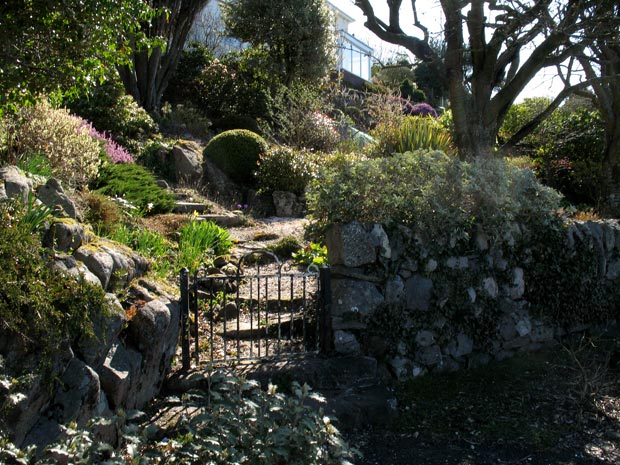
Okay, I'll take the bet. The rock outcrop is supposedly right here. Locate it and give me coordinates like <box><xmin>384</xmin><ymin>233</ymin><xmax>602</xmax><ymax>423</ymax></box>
<box><xmin>0</xmin><ymin>166</ymin><xmax>180</xmax><ymax>451</ymax></box>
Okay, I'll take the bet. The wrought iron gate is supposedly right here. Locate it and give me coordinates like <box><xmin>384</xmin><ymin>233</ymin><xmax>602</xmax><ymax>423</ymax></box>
<box><xmin>179</xmin><ymin>251</ymin><xmax>331</xmax><ymax>369</ymax></box>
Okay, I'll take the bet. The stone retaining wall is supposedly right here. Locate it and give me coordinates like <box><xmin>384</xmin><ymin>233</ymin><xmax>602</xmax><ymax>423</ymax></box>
<box><xmin>1</xmin><ymin>166</ymin><xmax>180</xmax><ymax>450</ymax></box>
<box><xmin>325</xmin><ymin>220</ymin><xmax>620</xmax><ymax>380</ymax></box>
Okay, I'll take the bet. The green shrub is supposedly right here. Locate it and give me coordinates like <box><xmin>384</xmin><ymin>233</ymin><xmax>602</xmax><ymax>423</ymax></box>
<box><xmin>267</xmin><ymin>236</ymin><xmax>302</xmax><ymax>259</ymax></box>
<box><xmin>292</xmin><ymin>242</ymin><xmax>328</xmax><ymax>267</ymax></box>
<box><xmin>138</xmin><ymin>140</ymin><xmax>176</xmax><ymax>181</ymax></box>
<box><xmin>500</xmin><ymin>98</ymin><xmax>605</xmax><ymax>207</ymax></box>
<box><xmin>263</xmin><ymin>83</ymin><xmax>342</xmax><ymax>153</ymax></box>
<box><xmin>83</xmin><ymin>192</ymin><xmax>124</xmax><ymax>236</ymax></box>
<box><xmin>215</xmin><ymin>114</ymin><xmax>261</xmax><ymax>133</ymax></box>
<box><xmin>90</xmin><ymin>163</ymin><xmax>176</xmax><ymax>215</ymax></box>
<box><xmin>521</xmin><ymin>219</ymin><xmax>617</xmax><ymax>328</ymax></box>
<box><xmin>203</xmin><ymin>129</ymin><xmax>268</xmax><ymax>184</ymax></box>
<box><xmin>67</xmin><ymin>79</ymin><xmax>159</xmax><ymax>155</ymax></box>
<box><xmin>178</xmin><ymin>220</ymin><xmax>233</xmax><ymax>273</ymax></box>
<box><xmin>257</xmin><ymin>146</ymin><xmax>323</xmax><ymax>195</ymax></box>
<box><xmin>0</xmin><ymin>199</ymin><xmax>110</xmax><ymax>358</ymax></box>
<box><xmin>8</xmin><ymin>99</ymin><xmax>103</xmax><ymax>186</ymax></box>
<box><xmin>164</xmin><ymin>46</ymin><xmax>274</xmax><ymax>124</ymax></box>
<box><xmin>307</xmin><ymin>150</ymin><xmax>563</xmax><ymax>246</ymax></box>
<box><xmin>158</xmin><ymin>103</ymin><xmax>212</xmax><ymax>139</ymax></box>
<box><xmin>0</xmin><ymin>371</ymin><xmax>356</xmax><ymax>464</ymax></box>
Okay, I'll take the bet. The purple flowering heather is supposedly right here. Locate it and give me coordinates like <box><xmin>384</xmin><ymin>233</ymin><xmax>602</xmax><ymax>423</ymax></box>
<box><xmin>410</xmin><ymin>103</ymin><xmax>438</xmax><ymax>118</ymax></box>
<box><xmin>76</xmin><ymin>118</ymin><xmax>134</xmax><ymax>163</ymax></box>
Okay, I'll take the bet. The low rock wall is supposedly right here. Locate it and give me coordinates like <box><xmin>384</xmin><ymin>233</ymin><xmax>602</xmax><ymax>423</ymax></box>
<box><xmin>325</xmin><ymin>220</ymin><xmax>620</xmax><ymax>380</ymax></box>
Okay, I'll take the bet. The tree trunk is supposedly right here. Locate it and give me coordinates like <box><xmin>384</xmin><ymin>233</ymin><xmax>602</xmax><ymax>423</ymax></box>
<box><xmin>442</xmin><ymin>0</ymin><xmax>498</xmax><ymax>160</ymax></box>
<box><xmin>118</xmin><ymin>0</ymin><xmax>209</xmax><ymax>115</ymax></box>
<box><xmin>601</xmin><ymin>117</ymin><xmax>620</xmax><ymax>216</ymax></box>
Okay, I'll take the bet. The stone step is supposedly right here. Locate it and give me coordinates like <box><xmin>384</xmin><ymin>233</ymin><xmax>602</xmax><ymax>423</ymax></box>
<box><xmin>173</xmin><ymin>201</ymin><xmax>210</xmax><ymax>214</ymax></box>
<box><xmin>218</xmin><ymin>314</ymin><xmax>307</xmax><ymax>340</ymax></box>
<box><xmin>196</xmin><ymin>213</ymin><xmax>243</xmax><ymax>227</ymax></box>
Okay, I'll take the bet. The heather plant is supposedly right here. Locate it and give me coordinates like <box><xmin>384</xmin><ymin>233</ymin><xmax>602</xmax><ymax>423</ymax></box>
<box><xmin>77</xmin><ymin>119</ymin><xmax>134</xmax><ymax>163</ymax></box>
<box><xmin>409</xmin><ymin>102</ymin><xmax>438</xmax><ymax>118</ymax></box>
<box><xmin>8</xmin><ymin>99</ymin><xmax>103</xmax><ymax>186</ymax></box>
<box><xmin>67</xmin><ymin>79</ymin><xmax>159</xmax><ymax>155</ymax></box>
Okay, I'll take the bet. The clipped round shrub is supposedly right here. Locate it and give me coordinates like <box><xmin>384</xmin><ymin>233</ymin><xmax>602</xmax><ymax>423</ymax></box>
<box><xmin>256</xmin><ymin>146</ymin><xmax>322</xmax><ymax>195</ymax></box>
<box><xmin>203</xmin><ymin>129</ymin><xmax>268</xmax><ymax>184</ymax></box>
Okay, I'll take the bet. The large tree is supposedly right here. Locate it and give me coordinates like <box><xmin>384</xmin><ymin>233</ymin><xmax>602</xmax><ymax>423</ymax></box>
<box><xmin>572</xmin><ymin>3</ymin><xmax>620</xmax><ymax>214</ymax></box>
<box><xmin>354</xmin><ymin>0</ymin><xmax>617</xmax><ymax>160</ymax></box>
<box><xmin>0</xmin><ymin>0</ymin><xmax>150</xmax><ymax>113</ymax></box>
<box><xmin>117</xmin><ymin>0</ymin><xmax>210</xmax><ymax>113</ymax></box>
<box><xmin>223</xmin><ymin>0</ymin><xmax>336</xmax><ymax>86</ymax></box>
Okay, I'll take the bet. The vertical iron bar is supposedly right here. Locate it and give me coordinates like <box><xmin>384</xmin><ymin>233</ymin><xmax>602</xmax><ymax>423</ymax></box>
<box><xmin>277</xmin><ymin>273</ymin><xmax>282</xmax><ymax>356</ymax></box>
<box><xmin>235</xmin><ymin>273</ymin><xmax>241</xmax><ymax>362</ymax></box>
<box><xmin>319</xmin><ymin>266</ymin><xmax>332</xmax><ymax>355</ymax></box>
<box><xmin>289</xmin><ymin>275</ymin><xmax>294</xmax><ymax>342</ymax></box>
<box><xmin>302</xmin><ymin>275</ymin><xmax>307</xmax><ymax>350</ymax></box>
<box><xmin>265</xmin><ymin>276</ymin><xmax>269</xmax><ymax>356</ymax></box>
<box><xmin>221</xmin><ymin>278</ymin><xmax>227</xmax><ymax>362</ymax></box>
<box><xmin>257</xmin><ymin>275</ymin><xmax>261</xmax><ymax>358</ymax></box>
<box><xmin>208</xmin><ymin>283</ymin><xmax>214</xmax><ymax>363</ymax></box>
<box><xmin>249</xmin><ymin>275</ymin><xmax>254</xmax><ymax>359</ymax></box>
<box><xmin>192</xmin><ymin>272</ymin><xmax>200</xmax><ymax>366</ymax></box>
<box><xmin>180</xmin><ymin>268</ymin><xmax>190</xmax><ymax>371</ymax></box>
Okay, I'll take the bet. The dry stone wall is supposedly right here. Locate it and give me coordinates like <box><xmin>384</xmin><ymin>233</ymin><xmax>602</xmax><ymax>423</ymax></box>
<box><xmin>326</xmin><ymin>220</ymin><xmax>620</xmax><ymax>380</ymax></box>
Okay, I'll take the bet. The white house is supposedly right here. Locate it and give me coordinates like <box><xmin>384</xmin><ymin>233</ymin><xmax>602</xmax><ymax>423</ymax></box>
<box><xmin>187</xmin><ymin>0</ymin><xmax>374</xmax><ymax>84</ymax></box>
<box><xmin>327</xmin><ymin>1</ymin><xmax>374</xmax><ymax>84</ymax></box>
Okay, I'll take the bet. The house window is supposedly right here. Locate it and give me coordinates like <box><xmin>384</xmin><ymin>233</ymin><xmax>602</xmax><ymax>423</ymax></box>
<box><xmin>337</xmin><ymin>31</ymin><xmax>373</xmax><ymax>82</ymax></box>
